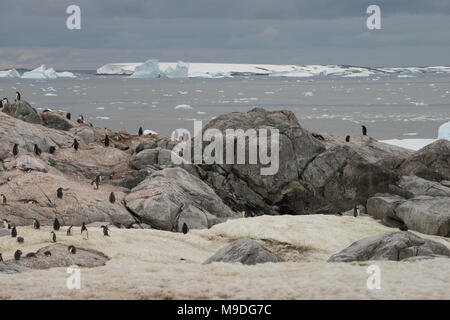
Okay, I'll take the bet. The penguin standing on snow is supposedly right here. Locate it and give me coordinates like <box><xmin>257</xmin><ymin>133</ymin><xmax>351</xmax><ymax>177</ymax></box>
<box><xmin>66</xmin><ymin>225</ymin><xmax>73</xmax><ymax>236</ymax></box>
<box><xmin>71</xmin><ymin>139</ymin><xmax>79</xmax><ymax>151</ymax></box>
<box><xmin>53</xmin><ymin>217</ymin><xmax>60</xmax><ymax>231</ymax></box>
<box><xmin>34</xmin><ymin>144</ymin><xmax>41</xmax><ymax>156</ymax></box>
<box><xmin>353</xmin><ymin>205</ymin><xmax>360</xmax><ymax>218</ymax></box>
<box><xmin>361</xmin><ymin>125</ymin><xmax>367</xmax><ymax>136</ymax></box>
<box><xmin>101</xmin><ymin>225</ymin><xmax>110</xmax><ymax>237</ymax></box>
<box><xmin>138</xmin><ymin>127</ymin><xmax>143</xmax><ymax>136</ymax></box>
<box><xmin>109</xmin><ymin>192</ymin><xmax>115</xmax><ymax>204</ymax></box>
<box><xmin>2</xmin><ymin>219</ymin><xmax>10</xmax><ymax>229</ymax></box>
<box><xmin>81</xmin><ymin>222</ymin><xmax>88</xmax><ymax>240</ymax></box>
<box><xmin>13</xmin><ymin>144</ymin><xmax>19</xmax><ymax>157</ymax></box>
<box><xmin>33</xmin><ymin>218</ymin><xmax>40</xmax><ymax>229</ymax></box>
<box><xmin>50</xmin><ymin>231</ymin><xmax>56</xmax><ymax>243</ymax></box>
<box><xmin>0</xmin><ymin>194</ymin><xmax>6</xmax><ymax>205</ymax></box>
<box><xmin>17</xmin><ymin>236</ymin><xmax>24</xmax><ymax>243</ymax></box>
<box><xmin>11</xmin><ymin>226</ymin><xmax>17</xmax><ymax>238</ymax></box>
<box><xmin>182</xmin><ymin>222</ymin><xmax>189</xmax><ymax>234</ymax></box>
<box><xmin>14</xmin><ymin>250</ymin><xmax>22</xmax><ymax>261</ymax></box>
<box><xmin>57</xmin><ymin>187</ymin><xmax>63</xmax><ymax>199</ymax></box>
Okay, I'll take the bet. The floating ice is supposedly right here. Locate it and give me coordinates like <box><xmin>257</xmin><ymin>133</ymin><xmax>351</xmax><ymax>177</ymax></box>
<box><xmin>44</xmin><ymin>93</ymin><xmax>58</xmax><ymax>96</ymax></box>
<box><xmin>438</xmin><ymin>121</ymin><xmax>450</xmax><ymax>140</ymax></box>
<box><xmin>0</xmin><ymin>69</ymin><xmax>21</xmax><ymax>78</ymax></box>
<box><xmin>303</xmin><ymin>92</ymin><xmax>314</xmax><ymax>97</ymax></box>
<box><xmin>174</xmin><ymin>104</ymin><xmax>192</xmax><ymax>110</ymax></box>
<box><xmin>130</xmin><ymin>59</ymin><xmax>162</xmax><ymax>78</ymax></box>
<box><xmin>96</xmin><ymin>116</ymin><xmax>110</xmax><ymax>120</ymax></box>
<box><xmin>56</xmin><ymin>71</ymin><xmax>76</xmax><ymax>78</ymax></box>
<box><xmin>164</xmin><ymin>61</ymin><xmax>189</xmax><ymax>79</ymax></box>
<box><xmin>143</xmin><ymin>129</ymin><xmax>158</xmax><ymax>135</ymax></box>
<box><xmin>21</xmin><ymin>65</ymin><xmax>74</xmax><ymax>79</ymax></box>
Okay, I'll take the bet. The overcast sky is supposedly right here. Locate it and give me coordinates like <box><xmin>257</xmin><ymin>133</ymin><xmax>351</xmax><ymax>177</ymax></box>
<box><xmin>1</xmin><ymin>0</ymin><xmax>450</xmax><ymax>69</ymax></box>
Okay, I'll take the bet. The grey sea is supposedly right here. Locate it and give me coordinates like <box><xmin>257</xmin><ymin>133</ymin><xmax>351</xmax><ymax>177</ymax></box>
<box><xmin>1</xmin><ymin>73</ymin><xmax>449</xmax><ymax>140</ymax></box>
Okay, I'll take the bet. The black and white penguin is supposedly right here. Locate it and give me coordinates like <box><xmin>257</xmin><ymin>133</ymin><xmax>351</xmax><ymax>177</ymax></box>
<box><xmin>96</xmin><ymin>174</ymin><xmax>102</xmax><ymax>186</ymax></box>
<box><xmin>109</xmin><ymin>192</ymin><xmax>115</xmax><ymax>204</ymax></box>
<box><xmin>17</xmin><ymin>236</ymin><xmax>24</xmax><ymax>243</ymax></box>
<box><xmin>1</xmin><ymin>97</ymin><xmax>8</xmax><ymax>107</ymax></box>
<box><xmin>15</xmin><ymin>92</ymin><xmax>21</xmax><ymax>102</ymax></box>
<box><xmin>101</xmin><ymin>225</ymin><xmax>110</xmax><ymax>237</ymax></box>
<box><xmin>53</xmin><ymin>217</ymin><xmax>60</xmax><ymax>231</ymax></box>
<box><xmin>71</xmin><ymin>138</ymin><xmax>79</xmax><ymax>151</ymax></box>
<box><xmin>2</xmin><ymin>219</ymin><xmax>9</xmax><ymax>229</ymax></box>
<box><xmin>44</xmin><ymin>251</ymin><xmax>52</xmax><ymax>257</ymax></box>
<box><xmin>50</xmin><ymin>231</ymin><xmax>56</xmax><ymax>243</ymax></box>
<box><xmin>182</xmin><ymin>222</ymin><xmax>189</xmax><ymax>234</ymax></box>
<box><xmin>34</xmin><ymin>144</ymin><xmax>41</xmax><ymax>156</ymax></box>
<box><xmin>14</xmin><ymin>250</ymin><xmax>22</xmax><ymax>261</ymax></box>
<box><xmin>399</xmin><ymin>224</ymin><xmax>408</xmax><ymax>231</ymax></box>
<box><xmin>361</xmin><ymin>125</ymin><xmax>367</xmax><ymax>136</ymax></box>
<box><xmin>57</xmin><ymin>187</ymin><xmax>63</xmax><ymax>199</ymax></box>
<box><xmin>91</xmin><ymin>180</ymin><xmax>99</xmax><ymax>190</ymax></box>
<box><xmin>66</xmin><ymin>112</ymin><xmax>71</xmax><ymax>120</ymax></box>
<box><xmin>11</xmin><ymin>226</ymin><xmax>17</xmax><ymax>238</ymax></box>
<box><xmin>0</xmin><ymin>253</ymin><xmax>3</xmax><ymax>262</ymax></box>
<box><xmin>0</xmin><ymin>194</ymin><xmax>7</xmax><ymax>205</ymax></box>
<box><xmin>48</xmin><ymin>146</ymin><xmax>56</xmax><ymax>154</ymax></box>
<box><xmin>13</xmin><ymin>144</ymin><xmax>19</xmax><ymax>157</ymax></box>
<box><xmin>345</xmin><ymin>136</ymin><xmax>350</xmax><ymax>142</ymax></box>
<box><xmin>353</xmin><ymin>205</ymin><xmax>360</xmax><ymax>218</ymax></box>
<box><xmin>138</xmin><ymin>127</ymin><xmax>143</xmax><ymax>136</ymax></box>
<box><xmin>33</xmin><ymin>218</ymin><xmax>40</xmax><ymax>229</ymax></box>
<box><xmin>26</xmin><ymin>252</ymin><xmax>37</xmax><ymax>258</ymax></box>
<box><xmin>81</xmin><ymin>222</ymin><xmax>88</xmax><ymax>240</ymax></box>
<box><xmin>103</xmin><ymin>135</ymin><xmax>110</xmax><ymax>147</ymax></box>
<box><xmin>67</xmin><ymin>245</ymin><xmax>76</xmax><ymax>254</ymax></box>
<box><xmin>66</xmin><ymin>225</ymin><xmax>73</xmax><ymax>236</ymax></box>
<box><xmin>77</xmin><ymin>115</ymin><xmax>84</xmax><ymax>124</ymax></box>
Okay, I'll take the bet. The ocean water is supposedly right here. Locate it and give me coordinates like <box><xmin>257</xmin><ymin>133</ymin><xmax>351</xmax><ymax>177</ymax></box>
<box><xmin>1</xmin><ymin>73</ymin><xmax>449</xmax><ymax>140</ymax></box>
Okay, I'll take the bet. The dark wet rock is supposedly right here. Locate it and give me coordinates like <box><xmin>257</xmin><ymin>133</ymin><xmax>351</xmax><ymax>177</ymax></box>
<box><xmin>2</xmin><ymin>100</ymin><xmax>43</xmax><ymax>125</ymax></box>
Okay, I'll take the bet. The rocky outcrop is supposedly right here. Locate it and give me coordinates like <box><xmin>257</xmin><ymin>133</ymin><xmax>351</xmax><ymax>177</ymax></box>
<box><xmin>0</xmin><ymin>262</ymin><xmax>31</xmax><ymax>274</ymax></box>
<box><xmin>2</xmin><ymin>101</ymin><xmax>43</xmax><ymax>125</ymax></box>
<box><xmin>41</xmin><ymin>111</ymin><xmax>74</xmax><ymax>131</ymax></box>
<box><xmin>203</xmin><ymin>238</ymin><xmax>284</xmax><ymax>265</ymax></box>
<box><xmin>124</xmin><ymin>167</ymin><xmax>238</xmax><ymax>231</ymax></box>
<box><xmin>328</xmin><ymin>231</ymin><xmax>450</xmax><ymax>262</ymax></box>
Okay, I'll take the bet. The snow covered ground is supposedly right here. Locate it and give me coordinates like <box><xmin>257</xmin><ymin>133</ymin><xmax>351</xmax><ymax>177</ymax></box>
<box><xmin>1</xmin><ymin>215</ymin><xmax>449</xmax><ymax>299</ymax></box>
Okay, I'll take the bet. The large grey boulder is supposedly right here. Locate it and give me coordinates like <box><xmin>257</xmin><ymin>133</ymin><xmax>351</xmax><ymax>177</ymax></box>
<box><xmin>328</xmin><ymin>231</ymin><xmax>450</xmax><ymax>262</ymax></box>
<box><xmin>41</xmin><ymin>111</ymin><xmax>74</xmax><ymax>131</ymax></box>
<box><xmin>130</xmin><ymin>149</ymin><xmax>159</xmax><ymax>169</ymax></box>
<box><xmin>2</xmin><ymin>100</ymin><xmax>43</xmax><ymax>125</ymax></box>
<box><xmin>124</xmin><ymin>167</ymin><xmax>238</xmax><ymax>231</ymax></box>
<box><xmin>203</xmin><ymin>238</ymin><xmax>284</xmax><ymax>265</ymax></box>
<box><xmin>390</xmin><ymin>175</ymin><xmax>450</xmax><ymax>198</ymax></box>
<box><xmin>0</xmin><ymin>262</ymin><xmax>31</xmax><ymax>274</ymax></box>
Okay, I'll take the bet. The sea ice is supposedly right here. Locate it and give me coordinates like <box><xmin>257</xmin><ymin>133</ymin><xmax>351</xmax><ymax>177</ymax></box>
<box><xmin>0</xmin><ymin>69</ymin><xmax>21</xmax><ymax>78</ymax></box>
<box><xmin>438</xmin><ymin>121</ymin><xmax>450</xmax><ymax>140</ymax></box>
<box><xmin>175</xmin><ymin>104</ymin><xmax>192</xmax><ymax>110</ymax></box>
<box><xmin>164</xmin><ymin>61</ymin><xmax>189</xmax><ymax>79</ymax></box>
<box><xmin>130</xmin><ymin>59</ymin><xmax>162</xmax><ymax>78</ymax></box>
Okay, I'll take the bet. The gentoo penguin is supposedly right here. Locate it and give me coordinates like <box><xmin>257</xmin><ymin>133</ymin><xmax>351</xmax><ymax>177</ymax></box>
<box><xmin>81</xmin><ymin>222</ymin><xmax>88</xmax><ymax>240</ymax></box>
<box><xmin>67</xmin><ymin>245</ymin><xmax>76</xmax><ymax>254</ymax></box>
<box><xmin>26</xmin><ymin>252</ymin><xmax>37</xmax><ymax>258</ymax></box>
<box><xmin>101</xmin><ymin>225</ymin><xmax>110</xmax><ymax>236</ymax></box>
<box><xmin>57</xmin><ymin>187</ymin><xmax>63</xmax><ymax>199</ymax></box>
<box><xmin>96</xmin><ymin>175</ymin><xmax>102</xmax><ymax>186</ymax></box>
<box><xmin>48</xmin><ymin>146</ymin><xmax>56</xmax><ymax>154</ymax></box>
<box><xmin>353</xmin><ymin>205</ymin><xmax>360</xmax><ymax>218</ymax></box>
<box><xmin>1</xmin><ymin>194</ymin><xmax>7</xmax><ymax>205</ymax></box>
<box><xmin>2</xmin><ymin>219</ymin><xmax>9</xmax><ymax>229</ymax></box>
<box><xmin>103</xmin><ymin>135</ymin><xmax>110</xmax><ymax>147</ymax></box>
<box><xmin>361</xmin><ymin>125</ymin><xmax>367</xmax><ymax>136</ymax></box>
<box><xmin>182</xmin><ymin>222</ymin><xmax>189</xmax><ymax>234</ymax></box>
<box><xmin>14</xmin><ymin>250</ymin><xmax>22</xmax><ymax>261</ymax></box>
<box><xmin>34</xmin><ymin>144</ymin><xmax>41</xmax><ymax>156</ymax></box>
<box><xmin>399</xmin><ymin>224</ymin><xmax>408</xmax><ymax>231</ymax></box>
<box><xmin>53</xmin><ymin>217</ymin><xmax>60</xmax><ymax>231</ymax></box>
<box><xmin>17</xmin><ymin>236</ymin><xmax>24</xmax><ymax>243</ymax></box>
<box><xmin>345</xmin><ymin>135</ymin><xmax>350</xmax><ymax>142</ymax></box>
<box><xmin>13</xmin><ymin>144</ymin><xmax>19</xmax><ymax>156</ymax></box>
<box><xmin>138</xmin><ymin>127</ymin><xmax>143</xmax><ymax>136</ymax></box>
<box><xmin>50</xmin><ymin>231</ymin><xmax>56</xmax><ymax>243</ymax></box>
<box><xmin>33</xmin><ymin>218</ymin><xmax>40</xmax><ymax>229</ymax></box>
<box><xmin>66</xmin><ymin>112</ymin><xmax>71</xmax><ymax>120</ymax></box>
<box><xmin>0</xmin><ymin>253</ymin><xmax>3</xmax><ymax>262</ymax></box>
<box><xmin>44</xmin><ymin>251</ymin><xmax>52</xmax><ymax>257</ymax></box>
<box><xmin>77</xmin><ymin>115</ymin><xmax>84</xmax><ymax>124</ymax></box>
<box><xmin>109</xmin><ymin>192</ymin><xmax>115</xmax><ymax>204</ymax></box>
<box><xmin>71</xmin><ymin>138</ymin><xmax>79</xmax><ymax>151</ymax></box>
<box><xmin>1</xmin><ymin>97</ymin><xmax>8</xmax><ymax>107</ymax></box>
<box><xmin>11</xmin><ymin>226</ymin><xmax>17</xmax><ymax>238</ymax></box>
<box><xmin>91</xmin><ymin>180</ymin><xmax>99</xmax><ymax>190</ymax></box>
<box><xmin>66</xmin><ymin>225</ymin><xmax>73</xmax><ymax>236</ymax></box>
<box><xmin>15</xmin><ymin>92</ymin><xmax>21</xmax><ymax>102</ymax></box>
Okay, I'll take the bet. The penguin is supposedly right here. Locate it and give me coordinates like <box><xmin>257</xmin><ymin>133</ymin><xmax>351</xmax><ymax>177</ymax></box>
<box><xmin>71</xmin><ymin>138</ymin><xmax>79</xmax><ymax>151</ymax></box>
<box><xmin>96</xmin><ymin>175</ymin><xmax>102</xmax><ymax>186</ymax></box>
<box><xmin>91</xmin><ymin>180</ymin><xmax>99</xmax><ymax>190</ymax></box>
<box><xmin>14</xmin><ymin>250</ymin><xmax>22</xmax><ymax>261</ymax></box>
<box><xmin>182</xmin><ymin>222</ymin><xmax>189</xmax><ymax>234</ymax></box>
<box><xmin>34</xmin><ymin>144</ymin><xmax>41</xmax><ymax>156</ymax></box>
<box><xmin>399</xmin><ymin>224</ymin><xmax>408</xmax><ymax>231</ymax></box>
<box><xmin>44</xmin><ymin>251</ymin><xmax>52</xmax><ymax>257</ymax></box>
<box><xmin>57</xmin><ymin>187</ymin><xmax>63</xmax><ymax>199</ymax></box>
<box><xmin>101</xmin><ymin>225</ymin><xmax>110</xmax><ymax>237</ymax></box>
<box><xmin>48</xmin><ymin>146</ymin><xmax>56</xmax><ymax>154</ymax></box>
<box><xmin>50</xmin><ymin>231</ymin><xmax>56</xmax><ymax>243</ymax></box>
<box><xmin>67</xmin><ymin>245</ymin><xmax>76</xmax><ymax>254</ymax></box>
<box><xmin>336</xmin><ymin>212</ymin><xmax>343</xmax><ymax>216</ymax></box>
<box><xmin>66</xmin><ymin>112</ymin><xmax>71</xmax><ymax>120</ymax></box>
<box><xmin>1</xmin><ymin>97</ymin><xmax>8</xmax><ymax>108</ymax></box>
<box><xmin>138</xmin><ymin>127</ymin><xmax>143</xmax><ymax>136</ymax></box>
<box><xmin>0</xmin><ymin>253</ymin><xmax>2</xmax><ymax>262</ymax></box>
<box><xmin>13</xmin><ymin>144</ymin><xmax>19</xmax><ymax>156</ymax></box>
<box><xmin>53</xmin><ymin>217</ymin><xmax>60</xmax><ymax>231</ymax></box>
<box><xmin>353</xmin><ymin>205</ymin><xmax>360</xmax><ymax>218</ymax></box>
<box><xmin>17</xmin><ymin>236</ymin><xmax>24</xmax><ymax>243</ymax></box>
<box><xmin>362</xmin><ymin>125</ymin><xmax>367</xmax><ymax>136</ymax></box>
<box><xmin>77</xmin><ymin>115</ymin><xmax>84</xmax><ymax>124</ymax></box>
<box><xmin>2</xmin><ymin>219</ymin><xmax>9</xmax><ymax>229</ymax></box>
<box><xmin>345</xmin><ymin>135</ymin><xmax>350</xmax><ymax>142</ymax></box>
<box><xmin>15</xmin><ymin>92</ymin><xmax>21</xmax><ymax>102</ymax></box>
<box><xmin>11</xmin><ymin>226</ymin><xmax>17</xmax><ymax>238</ymax></box>
<box><xmin>26</xmin><ymin>252</ymin><xmax>37</xmax><ymax>258</ymax></box>
<box><xmin>1</xmin><ymin>194</ymin><xmax>7</xmax><ymax>205</ymax></box>
<box><xmin>66</xmin><ymin>225</ymin><xmax>73</xmax><ymax>236</ymax></box>
<box><xmin>103</xmin><ymin>135</ymin><xmax>110</xmax><ymax>147</ymax></box>
<box><xmin>33</xmin><ymin>218</ymin><xmax>40</xmax><ymax>229</ymax></box>
<box><xmin>81</xmin><ymin>222</ymin><xmax>88</xmax><ymax>239</ymax></box>
<box><xmin>241</xmin><ymin>211</ymin><xmax>246</xmax><ymax>218</ymax></box>
<box><xmin>109</xmin><ymin>192</ymin><xmax>115</xmax><ymax>204</ymax></box>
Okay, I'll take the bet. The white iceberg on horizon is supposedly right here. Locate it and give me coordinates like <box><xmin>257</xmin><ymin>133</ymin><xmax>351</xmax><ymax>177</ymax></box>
<box><xmin>130</xmin><ymin>59</ymin><xmax>162</xmax><ymax>78</ymax></box>
<box><xmin>21</xmin><ymin>65</ymin><xmax>75</xmax><ymax>79</ymax></box>
<box><xmin>438</xmin><ymin>121</ymin><xmax>450</xmax><ymax>141</ymax></box>
<box><xmin>0</xmin><ymin>69</ymin><xmax>21</xmax><ymax>78</ymax></box>
<box><xmin>164</xmin><ymin>61</ymin><xmax>189</xmax><ymax>78</ymax></box>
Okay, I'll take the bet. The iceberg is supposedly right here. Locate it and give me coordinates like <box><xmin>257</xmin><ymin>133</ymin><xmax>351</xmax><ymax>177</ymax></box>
<box><xmin>164</xmin><ymin>61</ymin><xmax>189</xmax><ymax>79</ymax></box>
<box><xmin>438</xmin><ymin>121</ymin><xmax>450</xmax><ymax>141</ymax></box>
<box><xmin>174</xmin><ymin>104</ymin><xmax>192</xmax><ymax>110</ymax></box>
<box><xmin>0</xmin><ymin>69</ymin><xmax>21</xmax><ymax>78</ymax></box>
<box><xmin>56</xmin><ymin>71</ymin><xmax>76</xmax><ymax>78</ymax></box>
<box><xmin>21</xmin><ymin>65</ymin><xmax>74</xmax><ymax>79</ymax></box>
<box><xmin>130</xmin><ymin>59</ymin><xmax>162</xmax><ymax>78</ymax></box>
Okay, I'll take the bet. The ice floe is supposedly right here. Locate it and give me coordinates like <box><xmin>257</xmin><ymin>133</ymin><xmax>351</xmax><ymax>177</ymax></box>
<box><xmin>0</xmin><ymin>69</ymin><xmax>21</xmax><ymax>78</ymax></box>
<box><xmin>174</xmin><ymin>104</ymin><xmax>192</xmax><ymax>110</ymax></box>
<box><xmin>20</xmin><ymin>65</ymin><xmax>75</xmax><ymax>79</ymax></box>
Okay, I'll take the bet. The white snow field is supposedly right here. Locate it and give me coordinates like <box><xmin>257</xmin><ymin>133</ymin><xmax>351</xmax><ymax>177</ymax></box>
<box><xmin>96</xmin><ymin>61</ymin><xmax>450</xmax><ymax>78</ymax></box>
<box><xmin>1</xmin><ymin>215</ymin><xmax>448</xmax><ymax>299</ymax></box>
